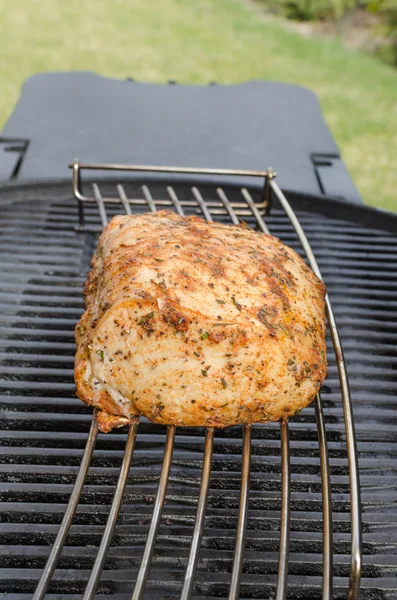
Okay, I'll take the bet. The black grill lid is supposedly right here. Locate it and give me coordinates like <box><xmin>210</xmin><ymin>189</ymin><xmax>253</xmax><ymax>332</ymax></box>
<box><xmin>0</xmin><ymin>180</ymin><xmax>396</xmax><ymax>599</ymax></box>
<box><xmin>1</xmin><ymin>74</ymin><xmax>362</xmax><ymax>204</ymax></box>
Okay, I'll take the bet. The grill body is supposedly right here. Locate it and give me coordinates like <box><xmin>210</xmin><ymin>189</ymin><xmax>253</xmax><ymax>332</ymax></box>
<box><xmin>0</xmin><ymin>179</ymin><xmax>396</xmax><ymax>599</ymax></box>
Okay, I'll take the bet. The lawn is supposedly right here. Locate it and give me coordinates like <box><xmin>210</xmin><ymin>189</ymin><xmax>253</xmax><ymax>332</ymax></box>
<box><xmin>0</xmin><ymin>0</ymin><xmax>395</xmax><ymax>211</ymax></box>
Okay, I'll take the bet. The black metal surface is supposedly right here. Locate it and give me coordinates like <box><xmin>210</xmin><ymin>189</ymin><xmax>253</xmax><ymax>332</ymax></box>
<box><xmin>0</xmin><ymin>181</ymin><xmax>396</xmax><ymax>599</ymax></box>
<box><xmin>0</xmin><ymin>74</ymin><xmax>362</xmax><ymax>203</ymax></box>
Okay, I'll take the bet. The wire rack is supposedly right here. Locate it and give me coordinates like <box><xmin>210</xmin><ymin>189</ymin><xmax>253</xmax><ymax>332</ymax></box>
<box><xmin>33</xmin><ymin>160</ymin><xmax>362</xmax><ymax>600</ymax></box>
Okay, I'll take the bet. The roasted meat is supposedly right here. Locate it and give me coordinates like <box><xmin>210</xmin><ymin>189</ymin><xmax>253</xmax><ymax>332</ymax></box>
<box><xmin>75</xmin><ymin>210</ymin><xmax>327</xmax><ymax>432</ymax></box>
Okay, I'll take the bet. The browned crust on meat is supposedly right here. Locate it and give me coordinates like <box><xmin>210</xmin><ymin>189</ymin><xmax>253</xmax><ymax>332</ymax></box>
<box><xmin>75</xmin><ymin>210</ymin><xmax>327</xmax><ymax>430</ymax></box>
<box><xmin>95</xmin><ymin>410</ymin><xmax>138</xmax><ymax>433</ymax></box>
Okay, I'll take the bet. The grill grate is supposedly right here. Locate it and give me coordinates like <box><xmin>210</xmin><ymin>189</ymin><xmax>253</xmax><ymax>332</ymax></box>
<box><xmin>1</xmin><ymin>168</ymin><xmax>396</xmax><ymax>599</ymax></box>
<box><xmin>36</xmin><ymin>161</ymin><xmax>359</xmax><ymax>600</ymax></box>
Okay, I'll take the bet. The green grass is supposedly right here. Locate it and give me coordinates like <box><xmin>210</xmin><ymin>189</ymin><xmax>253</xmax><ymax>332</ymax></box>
<box><xmin>0</xmin><ymin>0</ymin><xmax>396</xmax><ymax>210</ymax></box>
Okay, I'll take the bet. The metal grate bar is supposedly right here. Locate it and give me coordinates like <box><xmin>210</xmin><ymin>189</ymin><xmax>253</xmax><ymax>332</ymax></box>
<box><xmin>191</xmin><ymin>187</ymin><xmax>213</xmax><ymax>222</ymax></box>
<box><xmin>92</xmin><ymin>184</ymin><xmax>109</xmax><ymax>227</ymax></box>
<box><xmin>166</xmin><ymin>186</ymin><xmax>185</xmax><ymax>216</ymax></box>
<box><xmin>216</xmin><ymin>188</ymin><xmax>239</xmax><ymax>225</ymax></box>
<box><xmin>276</xmin><ymin>420</ymin><xmax>291</xmax><ymax>600</ymax></box>
<box><xmin>315</xmin><ymin>393</ymin><xmax>333</xmax><ymax>600</ymax></box>
<box><xmin>83</xmin><ymin>422</ymin><xmax>138</xmax><ymax>600</ymax></box>
<box><xmin>240</xmin><ymin>188</ymin><xmax>270</xmax><ymax>235</ymax></box>
<box><xmin>228</xmin><ymin>425</ymin><xmax>252</xmax><ymax>600</ymax></box>
<box><xmin>141</xmin><ymin>185</ymin><xmax>157</xmax><ymax>213</ymax></box>
<box><xmin>70</xmin><ymin>161</ymin><xmax>271</xmax><ymax>177</ymax></box>
<box><xmin>269</xmin><ymin>178</ymin><xmax>362</xmax><ymax>600</ymax></box>
<box><xmin>117</xmin><ymin>185</ymin><xmax>132</xmax><ymax>215</ymax></box>
<box><xmin>32</xmin><ymin>413</ymin><xmax>99</xmax><ymax>600</ymax></box>
<box><xmin>181</xmin><ymin>428</ymin><xmax>215</xmax><ymax>600</ymax></box>
<box><xmin>131</xmin><ymin>425</ymin><xmax>176</xmax><ymax>600</ymax></box>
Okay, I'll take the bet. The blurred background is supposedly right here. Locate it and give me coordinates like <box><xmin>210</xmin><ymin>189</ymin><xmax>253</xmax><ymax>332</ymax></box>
<box><xmin>1</xmin><ymin>0</ymin><xmax>395</xmax><ymax>210</ymax></box>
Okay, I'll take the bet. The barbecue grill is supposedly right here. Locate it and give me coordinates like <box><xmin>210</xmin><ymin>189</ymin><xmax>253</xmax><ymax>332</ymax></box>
<box><xmin>1</xmin><ymin>76</ymin><xmax>397</xmax><ymax>600</ymax></box>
